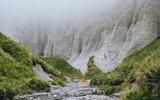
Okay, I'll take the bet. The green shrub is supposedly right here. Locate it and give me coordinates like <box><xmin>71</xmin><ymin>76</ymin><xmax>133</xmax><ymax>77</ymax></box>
<box><xmin>104</xmin><ymin>86</ymin><xmax>115</xmax><ymax>95</ymax></box>
<box><xmin>0</xmin><ymin>87</ymin><xmax>14</xmax><ymax>100</ymax></box>
<box><xmin>27</xmin><ymin>78</ymin><xmax>50</xmax><ymax>92</ymax></box>
<box><xmin>52</xmin><ymin>77</ymin><xmax>65</xmax><ymax>86</ymax></box>
<box><xmin>42</xmin><ymin>57</ymin><xmax>81</xmax><ymax>79</ymax></box>
<box><xmin>124</xmin><ymin>90</ymin><xmax>149</xmax><ymax>100</ymax></box>
<box><xmin>86</xmin><ymin>56</ymin><xmax>103</xmax><ymax>78</ymax></box>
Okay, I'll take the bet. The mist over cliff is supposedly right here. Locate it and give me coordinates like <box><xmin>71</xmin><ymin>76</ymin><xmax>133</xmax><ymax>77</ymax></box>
<box><xmin>1</xmin><ymin>0</ymin><xmax>160</xmax><ymax>73</ymax></box>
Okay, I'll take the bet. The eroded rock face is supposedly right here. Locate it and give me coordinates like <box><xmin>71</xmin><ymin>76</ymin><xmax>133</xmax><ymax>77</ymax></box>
<box><xmin>94</xmin><ymin>0</ymin><xmax>160</xmax><ymax>72</ymax></box>
<box><xmin>17</xmin><ymin>0</ymin><xmax>160</xmax><ymax>73</ymax></box>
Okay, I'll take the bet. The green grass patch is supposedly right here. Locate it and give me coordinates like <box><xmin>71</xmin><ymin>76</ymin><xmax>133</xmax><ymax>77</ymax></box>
<box><xmin>42</xmin><ymin>57</ymin><xmax>81</xmax><ymax>79</ymax></box>
<box><xmin>123</xmin><ymin>90</ymin><xmax>149</xmax><ymax>100</ymax></box>
<box><xmin>90</xmin><ymin>36</ymin><xmax>160</xmax><ymax>98</ymax></box>
<box><xmin>85</xmin><ymin>56</ymin><xmax>103</xmax><ymax>78</ymax></box>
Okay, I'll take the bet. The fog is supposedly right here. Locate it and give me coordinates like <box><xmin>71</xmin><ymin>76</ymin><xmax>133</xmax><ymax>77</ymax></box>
<box><xmin>0</xmin><ymin>0</ymin><xmax>118</xmax><ymax>36</ymax></box>
<box><xmin>1</xmin><ymin>0</ymin><xmax>158</xmax><ymax>73</ymax></box>
<box><xmin>0</xmin><ymin>0</ymin><xmax>121</xmax><ymax>72</ymax></box>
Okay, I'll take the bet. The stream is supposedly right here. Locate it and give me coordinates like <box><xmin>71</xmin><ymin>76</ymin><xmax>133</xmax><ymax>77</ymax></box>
<box><xmin>17</xmin><ymin>80</ymin><xmax>118</xmax><ymax>100</ymax></box>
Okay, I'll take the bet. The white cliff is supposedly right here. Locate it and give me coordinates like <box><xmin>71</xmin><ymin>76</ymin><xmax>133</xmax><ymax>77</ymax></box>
<box><xmin>16</xmin><ymin>0</ymin><xmax>160</xmax><ymax>73</ymax></box>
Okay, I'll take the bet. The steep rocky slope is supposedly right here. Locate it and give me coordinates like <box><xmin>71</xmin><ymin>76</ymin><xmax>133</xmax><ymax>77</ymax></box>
<box><xmin>16</xmin><ymin>0</ymin><xmax>160</xmax><ymax>73</ymax></box>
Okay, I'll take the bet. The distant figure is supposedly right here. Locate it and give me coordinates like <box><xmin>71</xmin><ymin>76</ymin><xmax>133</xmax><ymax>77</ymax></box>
<box><xmin>80</xmin><ymin>76</ymin><xmax>88</xmax><ymax>85</ymax></box>
<box><xmin>93</xmin><ymin>80</ymin><xmax>96</xmax><ymax>86</ymax></box>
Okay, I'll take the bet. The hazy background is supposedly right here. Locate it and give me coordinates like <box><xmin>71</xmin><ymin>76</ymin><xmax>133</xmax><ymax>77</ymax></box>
<box><xmin>0</xmin><ymin>0</ymin><xmax>118</xmax><ymax>36</ymax></box>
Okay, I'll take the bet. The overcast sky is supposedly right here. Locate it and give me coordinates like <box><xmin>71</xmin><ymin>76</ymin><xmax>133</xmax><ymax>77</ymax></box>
<box><xmin>0</xmin><ymin>0</ymin><xmax>117</xmax><ymax>35</ymax></box>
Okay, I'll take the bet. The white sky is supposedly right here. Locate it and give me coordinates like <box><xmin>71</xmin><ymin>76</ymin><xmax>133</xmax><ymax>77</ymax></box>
<box><xmin>0</xmin><ymin>0</ymin><xmax>117</xmax><ymax>35</ymax></box>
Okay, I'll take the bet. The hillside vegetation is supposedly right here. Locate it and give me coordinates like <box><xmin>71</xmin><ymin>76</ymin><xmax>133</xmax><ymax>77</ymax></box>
<box><xmin>42</xmin><ymin>57</ymin><xmax>81</xmax><ymax>79</ymax></box>
<box><xmin>90</xmin><ymin>37</ymin><xmax>160</xmax><ymax>99</ymax></box>
<box><xmin>0</xmin><ymin>33</ymin><xmax>81</xmax><ymax>99</ymax></box>
<box><xmin>85</xmin><ymin>56</ymin><xmax>103</xmax><ymax>78</ymax></box>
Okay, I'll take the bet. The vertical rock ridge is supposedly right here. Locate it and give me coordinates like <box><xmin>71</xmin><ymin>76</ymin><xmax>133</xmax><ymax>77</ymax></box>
<box><xmin>16</xmin><ymin>0</ymin><xmax>160</xmax><ymax>73</ymax></box>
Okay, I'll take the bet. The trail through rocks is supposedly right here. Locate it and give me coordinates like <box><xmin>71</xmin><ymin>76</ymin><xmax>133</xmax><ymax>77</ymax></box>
<box><xmin>17</xmin><ymin>80</ymin><xmax>118</xmax><ymax>100</ymax></box>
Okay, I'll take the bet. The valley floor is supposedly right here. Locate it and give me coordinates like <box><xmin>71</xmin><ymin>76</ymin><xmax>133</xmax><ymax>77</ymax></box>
<box><xmin>16</xmin><ymin>80</ymin><xmax>118</xmax><ymax>100</ymax></box>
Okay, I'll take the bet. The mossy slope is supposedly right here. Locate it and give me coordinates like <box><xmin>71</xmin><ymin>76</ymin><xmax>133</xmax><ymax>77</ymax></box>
<box><xmin>90</xmin><ymin>37</ymin><xmax>160</xmax><ymax>99</ymax></box>
<box><xmin>42</xmin><ymin>57</ymin><xmax>81</xmax><ymax>79</ymax></box>
<box><xmin>85</xmin><ymin>56</ymin><xmax>103</xmax><ymax>78</ymax></box>
<box><xmin>0</xmin><ymin>33</ymin><xmax>52</xmax><ymax>99</ymax></box>
<box><xmin>0</xmin><ymin>33</ymin><xmax>81</xmax><ymax>99</ymax></box>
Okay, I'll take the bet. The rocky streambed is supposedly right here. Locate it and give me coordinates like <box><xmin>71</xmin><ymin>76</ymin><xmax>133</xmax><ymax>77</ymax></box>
<box><xmin>16</xmin><ymin>80</ymin><xmax>118</xmax><ymax>100</ymax></box>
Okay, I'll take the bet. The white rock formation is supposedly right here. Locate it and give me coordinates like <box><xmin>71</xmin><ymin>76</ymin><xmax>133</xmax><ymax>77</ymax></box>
<box><xmin>33</xmin><ymin>63</ymin><xmax>52</xmax><ymax>81</ymax></box>
<box><xmin>16</xmin><ymin>0</ymin><xmax>160</xmax><ymax>73</ymax></box>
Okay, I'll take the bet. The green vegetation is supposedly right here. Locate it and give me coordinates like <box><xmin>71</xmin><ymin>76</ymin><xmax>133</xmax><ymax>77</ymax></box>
<box><xmin>42</xmin><ymin>57</ymin><xmax>81</xmax><ymax>79</ymax></box>
<box><xmin>0</xmin><ymin>33</ymin><xmax>81</xmax><ymax>99</ymax></box>
<box><xmin>123</xmin><ymin>90</ymin><xmax>149</xmax><ymax>100</ymax></box>
<box><xmin>85</xmin><ymin>56</ymin><xmax>103</xmax><ymax>78</ymax></box>
<box><xmin>90</xmin><ymin>37</ymin><xmax>160</xmax><ymax>99</ymax></box>
<box><xmin>0</xmin><ymin>33</ymin><xmax>62</xmax><ymax>77</ymax></box>
<box><xmin>27</xmin><ymin>78</ymin><xmax>50</xmax><ymax>92</ymax></box>
<box><xmin>0</xmin><ymin>47</ymin><xmax>52</xmax><ymax>99</ymax></box>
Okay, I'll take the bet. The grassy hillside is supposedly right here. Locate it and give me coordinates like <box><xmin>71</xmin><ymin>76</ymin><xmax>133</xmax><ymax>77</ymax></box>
<box><xmin>90</xmin><ymin>37</ymin><xmax>160</xmax><ymax>99</ymax></box>
<box><xmin>85</xmin><ymin>56</ymin><xmax>103</xmax><ymax>78</ymax></box>
<box><xmin>0</xmin><ymin>33</ymin><xmax>51</xmax><ymax>99</ymax></box>
<box><xmin>0</xmin><ymin>33</ymin><xmax>81</xmax><ymax>99</ymax></box>
<box><xmin>42</xmin><ymin>57</ymin><xmax>81</xmax><ymax>79</ymax></box>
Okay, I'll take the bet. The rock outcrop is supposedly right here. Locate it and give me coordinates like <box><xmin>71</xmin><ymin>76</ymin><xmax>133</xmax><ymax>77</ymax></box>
<box><xmin>17</xmin><ymin>0</ymin><xmax>160</xmax><ymax>73</ymax></box>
